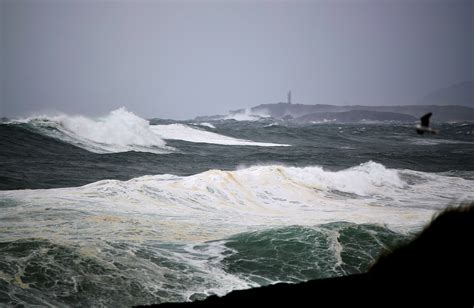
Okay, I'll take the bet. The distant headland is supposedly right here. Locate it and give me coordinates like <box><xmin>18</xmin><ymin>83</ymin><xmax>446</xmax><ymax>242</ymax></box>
<box><xmin>196</xmin><ymin>82</ymin><xmax>474</xmax><ymax>123</ymax></box>
<box><xmin>196</xmin><ymin>103</ymin><xmax>474</xmax><ymax>123</ymax></box>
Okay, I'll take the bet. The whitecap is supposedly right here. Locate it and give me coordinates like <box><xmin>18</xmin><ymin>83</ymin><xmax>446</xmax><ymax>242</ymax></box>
<box><xmin>151</xmin><ymin>124</ymin><xmax>289</xmax><ymax>147</ymax></box>
<box><xmin>2</xmin><ymin>162</ymin><xmax>472</xmax><ymax>243</ymax></box>
<box><xmin>13</xmin><ymin>108</ymin><xmax>173</xmax><ymax>154</ymax></box>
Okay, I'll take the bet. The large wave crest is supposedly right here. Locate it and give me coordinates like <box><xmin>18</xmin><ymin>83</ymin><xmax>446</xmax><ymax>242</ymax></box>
<box><xmin>16</xmin><ymin>108</ymin><xmax>172</xmax><ymax>154</ymax></box>
<box><xmin>12</xmin><ymin>108</ymin><xmax>288</xmax><ymax>153</ymax></box>
<box><xmin>3</xmin><ymin>161</ymin><xmax>472</xmax><ymax>241</ymax></box>
<box><xmin>151</xmin><ymin>123</ymin><xmax>289</xmax><ymax>146</ymax></box>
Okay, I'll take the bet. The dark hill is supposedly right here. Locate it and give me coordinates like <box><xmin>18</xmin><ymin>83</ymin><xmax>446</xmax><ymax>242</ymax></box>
<box><xmin>243</xmin><ymin>103</ymin><xmax>474</xmax><ymax>122</ymax></box>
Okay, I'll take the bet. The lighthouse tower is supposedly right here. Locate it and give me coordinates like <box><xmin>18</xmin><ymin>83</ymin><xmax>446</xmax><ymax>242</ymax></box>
<box><xmin>287</xmin><ymin>91</ymin><xmax>292</xmax><ymax>104</ymax></box>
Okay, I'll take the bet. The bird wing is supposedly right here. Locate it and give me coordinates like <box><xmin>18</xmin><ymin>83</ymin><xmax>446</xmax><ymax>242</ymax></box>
<box><xmin>420</xmin><ymin>112</ymin><xmax>432</xmax><ymax>127</ymax></box>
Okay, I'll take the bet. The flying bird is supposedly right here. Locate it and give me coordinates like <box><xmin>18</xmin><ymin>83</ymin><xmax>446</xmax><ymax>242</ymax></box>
<box><xmin>416</xmin><ymin>112</ymin><xmax>438</xmax><ymax>135</ymax></box>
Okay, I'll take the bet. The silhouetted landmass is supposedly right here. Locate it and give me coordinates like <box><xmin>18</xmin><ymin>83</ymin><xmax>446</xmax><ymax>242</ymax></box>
<box><xmin>344</xmin><ymin>105</ymin><xmax>474</xmax><ymax>122</ymax></box>
<box><xmin>196</xmin><ymin>103</ymin><xmax>474</xmax><ymax>123</ymax></box>
<box><xmin>240</xmin><ymin>103</ymin><xmax>345</xmax><ymax>119</ymax></box>
<box><xmin>145</xmin><ymin>203</ymin><xmax>474</xmax><ymax>306</ymax></box>
<box><xmin>245</xmin><ymin>103</ymin><xmax>474</xmax><ymax>122</ymax></box>
<box><xmin>227</xmin><ymin>82</ymin><xmax>474</xmax><ymax>122</ymax></box>
<box><xmin>215</xmin><ymin>82</ymin><xmax>474</xmax><ymax>122</ymax></box>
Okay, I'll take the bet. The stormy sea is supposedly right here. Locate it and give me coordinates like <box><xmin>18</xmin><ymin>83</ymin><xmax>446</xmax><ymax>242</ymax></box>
<box><xmin>1</xmin><ymin>108</ymin><xmax>473</xmax><ymax>306</ymax></box>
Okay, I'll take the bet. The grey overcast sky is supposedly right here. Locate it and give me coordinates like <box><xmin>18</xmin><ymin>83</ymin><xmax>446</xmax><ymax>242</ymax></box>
<box><xmin>1</xmin><ymin>0</ymin><xmax>473</xmax><ymax>119</ymax></box>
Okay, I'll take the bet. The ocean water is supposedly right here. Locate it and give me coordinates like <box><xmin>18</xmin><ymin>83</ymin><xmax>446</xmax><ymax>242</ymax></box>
<box><xmin>0</xmin><ymin>108</ymin><xmax>473</xmax><ymax>306</ymax></box>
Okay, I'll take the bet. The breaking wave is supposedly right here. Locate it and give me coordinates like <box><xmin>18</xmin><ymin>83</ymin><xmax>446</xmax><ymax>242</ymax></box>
<box><xmin>150</xmin><ymin>124</ymin><xmax>289</xmax><ymax>146</ymax></box>
<box><xmin>224</xmin><ymin>108</ymin><xmax>270</xmax><ymax>121</ymax></box>
<box><xmin>1</xmin><ymin>161</ymin><xmax>472</xmax><ymax>305</ymax></box>
<box><xmin>193</xmin><ymin>122</ymin><xmax>216</xmax><ymax>129</ymax></box>
<box><xmin>11</xmin><ymin>108</ymin><xmax>173</xmax><ymax>154</ymax></box>
<box><xmin>2</xmin><ymin>161</ymin><xmax>472</xmax><ymax>242</ymax></box>
<box><xmin>8</xmin><ymin>108</ymin><xmax>288</xmax><ymax>153</ymax></box>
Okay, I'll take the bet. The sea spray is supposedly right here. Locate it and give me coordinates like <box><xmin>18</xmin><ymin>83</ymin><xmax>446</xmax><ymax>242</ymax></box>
<box><xmin>151</xmin><ymin>123</ymin><xmax>289</xmax><ymax>146</ymax></box>
<box><xmin>10</xmin><ymin>108</ymin><xmax>173</xmax><ymax>154</ymax></box>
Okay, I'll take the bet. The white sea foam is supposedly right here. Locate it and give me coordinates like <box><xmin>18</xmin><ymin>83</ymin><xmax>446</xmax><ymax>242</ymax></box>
<box><xmin>263</xmin><ymin>122</ymin><xmax>279</xmax><ymax>127</ymax></box>
<box><xmin>151</xmin><ymin>123</ymin><xmax>289</xmax><ymax>146</ymax></box>
<box><xmin>408</xmin><ymin>138</ymin><xmax>474</xmax><ymax>146</ymax></box>
<box><xmin>195</xmin><ymin>122</ymin><xmax>216</xmax><ymax>129</ymax></box>
<box><xmin>224</xmin><ymin>108</ymin><xmax>270</xmax><ymax>121</ymax></box>
<box><xmin>14</xmin><ymin>108</ymin><xmax>173</xmax><ymax>154</ymax></box>
<box><xmin>11</xmin><ymin>108</ymin><xmax>288</xmax><ymax>151</ymax></box>
<box><xmin>1</xmin><ymin>162</ymin><xmax>472</xmax><ymax>302</ymax></box>
<box><xmin>2</xmin><ymin>162</ymin><xmax>472</xmax><ymax>244</ymax></box>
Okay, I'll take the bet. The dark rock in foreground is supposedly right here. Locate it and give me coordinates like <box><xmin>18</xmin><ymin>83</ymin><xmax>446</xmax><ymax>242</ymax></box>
<box><xmin>148</xmin><ymin>203</ymin><xmax>474</xmax><ymax>306</ymax></box>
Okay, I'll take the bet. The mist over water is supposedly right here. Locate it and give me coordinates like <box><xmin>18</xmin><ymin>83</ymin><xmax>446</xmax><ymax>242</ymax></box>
<box><xmin>1</xmin><ymin>109</ymin><xmax>473</xmax><ymax>306</ymax></box>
